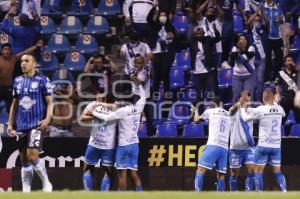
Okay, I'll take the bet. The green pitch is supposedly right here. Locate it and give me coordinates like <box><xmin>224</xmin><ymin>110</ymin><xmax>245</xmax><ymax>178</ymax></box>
<box><xmin>1</xmin><ymin>191</ymin><xmax>300</xmax><ymax>199</ymax></box>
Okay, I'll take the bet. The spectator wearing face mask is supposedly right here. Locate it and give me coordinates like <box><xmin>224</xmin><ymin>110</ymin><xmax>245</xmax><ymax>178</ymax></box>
<box><xmin>195</xmin><ymin>0</ymin><xmax>224</xmax><ymax>68</ymax></box>
<box><xmin>151</xmin><ymin>11</ymin><xmax>176</xmax><ymax>98</ymax></box>
<box><xmin>229</xmin><ymin>34</ymin><xmax>256</xmax><ymax>103</ymax></box>
<box><xmin>246</xmin><ymin>5</ymin><xmax>269</xmax><ymax>101</ymax></box>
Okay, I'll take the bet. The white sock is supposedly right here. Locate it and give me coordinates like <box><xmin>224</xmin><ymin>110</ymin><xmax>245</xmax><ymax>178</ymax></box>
<box><xmin>21</xmin><ymin>165</ymin><xmax>34</xmax><ymax>192</ymax></box>
<box><xmin>33</xmin><ymin>159</ymin><xmax>50</xmax><ymax>187</ymax></box>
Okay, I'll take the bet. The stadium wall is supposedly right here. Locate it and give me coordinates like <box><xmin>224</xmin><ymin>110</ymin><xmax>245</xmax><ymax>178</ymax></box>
<box><xmin>1</xmin><ymin>137</ymin><xmax>300</xmax><ymax>191</ymax></box>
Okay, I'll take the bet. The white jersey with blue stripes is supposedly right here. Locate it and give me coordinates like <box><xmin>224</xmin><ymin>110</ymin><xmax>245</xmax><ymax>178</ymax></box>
<box><xmin>230</xmin><ymin>108</ymin><xmax>254</xmax><ymax>150</ymax></box>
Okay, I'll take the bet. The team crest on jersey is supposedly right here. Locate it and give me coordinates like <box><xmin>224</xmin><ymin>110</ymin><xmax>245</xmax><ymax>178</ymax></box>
<box><xmin>31</xmin><ymin>82</ymin><xmax>39</xmax><ymax>89</ymax></box>
<box><xmin>270</xmin><ymin>108</ymin><xmax>278</xmax><ymax>113</ymax></box>
<box><xmin>20</xmin><ymin>96</ymin><xmax>36</xmax><ymax>110</ymax></box>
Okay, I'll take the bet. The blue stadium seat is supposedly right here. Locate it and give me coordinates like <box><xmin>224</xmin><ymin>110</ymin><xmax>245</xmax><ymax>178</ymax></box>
<box><xmin>290</xmin><ymin>35</ymin><xmax>300</xmax><ymax>51</ymax></box>
<box><xmin>218</xmin><ymin>68</ymin><xmax>233</xmax><ymax>89</ymax></box>
<box><xmin>75</xmin><ymin>34</ymin><xmax>98</xmax><ymax>55</ymax></box>
<box><xmin>156</xmin><ymin>122</ymin><xmax>177</xmax><ymax>137</ymax></box>
<box><xmin>40</xmin><ymin>16</ymin><xmax>56</xmax><ymax>37</ymax></box>
<box><xmin>172</xmin><ymin>12</ymin><xmax>188</xmax><ymax>35</ymax></box>
<box><xmin>290</xmin><ymin>124</ymin><xmax>300</xmax><ymax>136</ymax></box>
<box><xmin>96</xmin><ymin>0</ymin><xmax>120</xmax><ymax>16</ymax></box>
<box><xmin>84</xmin><ymin>16</ymin><xmax>110</xmax><ymax>35</ymax></box>
<box><xmin>47</xmin><ymin>34</ymin><xmax>71</xmax><ymax>54</ymax></box>
<box><xmin>285</xmin><ymin>111</ymin><xmax>296</xmax><ymax>125</ymax></box>
<box><xmin>51</xmin><ymin>69</ymin><xmax>75</xmax><ymax>84</ymax></box>
<box><xmin>174</xmin><ymin>50</ymin><xmax>191</xmax><ymax>71</ymax></box>
<box><xmin>182</xmin><ymin>123</ymin><xmax>204</xmax><ymax>137</ymax></box>
<box><xmin>169</xmin><ymin>68</ymin><xmax>185</xmax><ymax>90</ymax></box>
<box><xmin>168</xmin><ymin>102</ymin><xmax>191</xmax><ymax>125</ymax></box>
<box><xmin>58</xmin><ymin>16</ymin><xmax>83</xmax><ymax>35</ymax></box>
<box><xmin>138</xmin><ymin>122</ymin><xmax>148</xmax><ymax>138</ymax></box>
<box><xmin>41</xmin><ymin>0</ymin><xmax>63</xmax><ymax>17</ymax></box>
<box><xmin>0</xmin><ymin>33</ymin><xmax>13</xmax><ymax>46</ymax></box>
<box><xmin>39</xmin><ymin>50</ymin><xmax>60</xmax><ymax>71</ymax></box>
<box><xmin>63</xmin><ymin>52</ymin><xmax>86</xmax><ymax>71</ymax></box>
<box><xmin>68</xmin><ymin>0</ymin><xmax>94</xmax><ymax>18</ymax></box>
<box><xmin>233</xmin><ymin>11</ymin><xmax>245</xmax><ymax>34</ymax></box>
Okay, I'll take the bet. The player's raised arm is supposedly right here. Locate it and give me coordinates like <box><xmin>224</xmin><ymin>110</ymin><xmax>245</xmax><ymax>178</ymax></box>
<box><xmin>190</xmin><ymin>105</ymin><xmax>202</xmax><ymax>123</ymax></box>
<box><xmin>135</xmin><ymin>85</ymin><xmax>146</xmax><ymax>113</ymax></box>
<box><xmin>240</xmin><ymin>107</ymin><xmax>256</xmax><ymax>122</ymax></box>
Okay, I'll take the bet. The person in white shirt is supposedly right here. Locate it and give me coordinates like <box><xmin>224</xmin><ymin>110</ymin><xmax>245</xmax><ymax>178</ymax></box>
<box><xmin>229</xmin><ymin>34</ymin><xmax>256</xmax><ymax>102</ymax></box>
<box><xmin>123</xmin><ymin>0</ymin><xmax>157</xmax><ymax>46</ymax></box>
<box><xmin>80</xmin><ymin>93</ymin><xmax>117</xmax><ymax>191</ymax></box>
<box><xmin>92</xmin><ymin>84</ymin><xmax>146</xmax><ymax>191</ymax></box>
<box><xmin>240</xmin><ymin>87</ymin><xmax>287</xmax><ymax>192</ymax></box>
<box><xmin>191</xmin><ymin>97</ymin><xmax>231</xmax><ymax>192</ymax></box>
<box><xmin>228</xmin><ymin>91</ymin><xmax>256</xmax><ymax>191</ymax></box>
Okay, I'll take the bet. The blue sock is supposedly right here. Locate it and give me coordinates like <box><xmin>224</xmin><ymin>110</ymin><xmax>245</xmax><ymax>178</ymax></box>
<box><xmin>100</xmin><ymin>176</ymin><xmax>111</xmax><ymax>191</ymax></box>
<box><xmin>217</xmin><ymin>179</ymin><xmax>225</xmax><ymax>191</ymax></box>
<box><xmin>255</xmin><ymin>173</ymin><xmax>263</xmax><ymax>192</ymax></box>
<box><xmin>274</xmin><ymin>172</ymin><xmax>287</xmax><ymax>192</ymax></box>
<box><xmin>83</xmin><ymin>170</ymin><xmax>93</xmax><ymax>191</ymax></box>
<box><xmin>194</xmin><ymin>173</ymin><xmax>204</xmax><ymax>192</ymax></box>
<box><xmin>245</xmin><ymin>173</ymin><xmax>255</xmax><ymax>191</ymax></box>
<box><xmin>229</xmin><ymin>175</ymin><xmax>238</xmax><ymax>191</ymax></box>
<box><xmin>136</xmin><ymin>186</ymin><xmax>143</xmax><ymax>192</ymax></box>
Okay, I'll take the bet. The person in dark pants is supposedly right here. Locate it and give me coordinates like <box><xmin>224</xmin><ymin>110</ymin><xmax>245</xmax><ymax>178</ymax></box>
<box><xmin>275</xmin><ymin>54</ymin><xmax>300</xmax><ymax>128</ymax></box>
<box><xmin>264</xmin><ymin>0</ymin><xmax>284</xmax><ymax>81</ymax></box>
<box><xmin>151</xmin><ymin>11</ymin><xmax>176</xmax><ymax>99</ymax></box>
<box><xmin>189</xmin><ymin>24</ymin><xmax>220</xmax><ymax>113</ymax></box>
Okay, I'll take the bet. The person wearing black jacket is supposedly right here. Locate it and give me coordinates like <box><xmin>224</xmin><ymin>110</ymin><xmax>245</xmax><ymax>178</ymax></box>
<box><xmin>190</xmin><ymin>24</ymin><xmax>220</xmax><ymax>110</ymax></box>
<box><xmin>275</xmin><ymin>54</ymin><xmax>300</xmax><ymax>125</ymax></box>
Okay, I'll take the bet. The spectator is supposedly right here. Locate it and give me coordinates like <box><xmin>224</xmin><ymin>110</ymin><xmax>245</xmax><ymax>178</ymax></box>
<box><xmin>123</xmin><ymin>0</ymin><xmax>157</xmax><ymax>47</ymax></box>
<box><xmin>0</xmin><ymin>13</ymin><xmax>42</xmax><ymax>54</ymax></box>
<box><xmin>158</xmin><ymin>0</ymin><xmax>177</xmax><ymax>20</ymax></box>
<box><xmin>277</xmin><ymin>0</ymin><xmax>300</xmax><ymax>56</ymax></box>
<box><xmin>0</xmin><ymin>40</ymin><xmax>43</xmax><ymax>113</ymax></box>
<box><xmin>217</xmin><ymin>0</ymin><xmax>246</xmax><ymax>63</ymax></box>
<box><xmin>246</xmin><ymin>5</ymin><xmax>269</xmax><ymax>101</ymax></box>
<box><xmin>0</xmin><ymin>0</ymin><xmax>15</xmax><ymax>21</ymax></box>
<box><xmin>189</xmin><ymin>25</ymin><xmax>220</xmax><ymax>111</ymax></box>
<box><xmin>84</xmin><ymin>53</ymin><xmax>118</xmax><ymax>95</ymax></box>
<box><xmin>264</xmin><ymin>0</ymin><xmax>284</xmax><ymax>81</ymax></box>
<box><xmin>275</xmin><ymin>54</ymin><xmax>300</xmax><ymax>125</ymax></box>
<box><xmin>229</xmin><ymin>34</ymin><xmax>256</xmax><ymax>102</ymax></box>
<box><xmin>151</xmin><ymin>11</ymin><xmax>176</xmax><ymax>97</ymax></box>
<box><xmin>130</xmin><ymin>54</ymin><xmax>155</xmax><ymax>136</ymax></box>
<box><xmin>49</xmin><ymin>73</ymin><xmax>78</xmax><ymax>137</ymax></box>
<box><xmin>195</xmin><ymin>0</ymin><xmax>224</xmax><ymax>68</ymax></box>
<box><xmin>21</xmin><ymin>0</ymin><xmax>41</xmax><ymax>21</ymax></box>
<box><xmin>120</xmin><ymin>31</ymin><xmax>152</xmax><ymax>94</ymax></box>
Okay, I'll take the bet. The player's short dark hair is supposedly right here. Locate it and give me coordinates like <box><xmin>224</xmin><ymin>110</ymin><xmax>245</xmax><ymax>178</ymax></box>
<box><xmin>211</xmin><ymin>96</ymin><xmax>221</xmax><ymax>107</ymax></box>
<box><xmin>238</xmin><ymin>90</ymin><xmax>251</xmax><ymax>98</ymax></box>
<box><xmin>92</xmin><ymin>53</ymin><xmax>105</xmax><ymax>61</ymax></box>
<box><xmin>283</xmin><ymin>54</ymin><xmax>294</xmax><ymax>63</ymax></box>
<box><xmin>21</xmin><ymin>53</ymin><xmax>37</xmax><ymax>63</ymax></box>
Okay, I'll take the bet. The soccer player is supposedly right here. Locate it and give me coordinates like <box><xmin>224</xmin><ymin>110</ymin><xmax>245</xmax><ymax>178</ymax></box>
<box><xmin>92</xmin><ymin>84</ymin><xmax>146</xmax><ymax>191</ymax></box>
<box><xmin>191</xmin><ymin>97</ymin><xmax>232</xmax><ymax>191</ymax></box>
<box><xmin>7</xmin><ymin>54</ymin><xmax>53</xmax><ymax>192</ymax></box>
<box><xmin>241</xmin><ymin>88</ymin><xmax>287</xmax><ymax>192</ymax></box>
<box><xmin>80</xmin><ymin>92</ymin><xmax>117</xmax><ymax>191</ymax></box>
<box><xmin>229</xmin><ymin>91</ymin><xmax>256</xmax><ymax>191</ymax></box>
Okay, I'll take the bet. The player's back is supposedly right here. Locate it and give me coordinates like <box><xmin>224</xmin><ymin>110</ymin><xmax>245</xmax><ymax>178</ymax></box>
<box><xmin>256</xmin><ymin>104</ymin><xmax>285</xmax><ymax>148</ymax></box>
<box><xmin>117</xmin><ymin>105</ymin><xmax>141</xmax><ymax>146</ymax></box>
<box><xmin>230</xmin><ymin>108</ymin><xmax>254</xmax><ymax>150</ymax></box>
<box><xmin>203</xmin><ymin>107</ymin><xmax>231</xmax><ymax>149</ymax></box>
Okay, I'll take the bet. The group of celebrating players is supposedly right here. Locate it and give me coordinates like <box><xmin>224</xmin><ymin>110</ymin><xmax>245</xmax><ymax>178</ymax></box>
<box><xmin>4</xmin><ymin>53</ymin><xmax>292</xmax><ymax>192</ymax></box>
